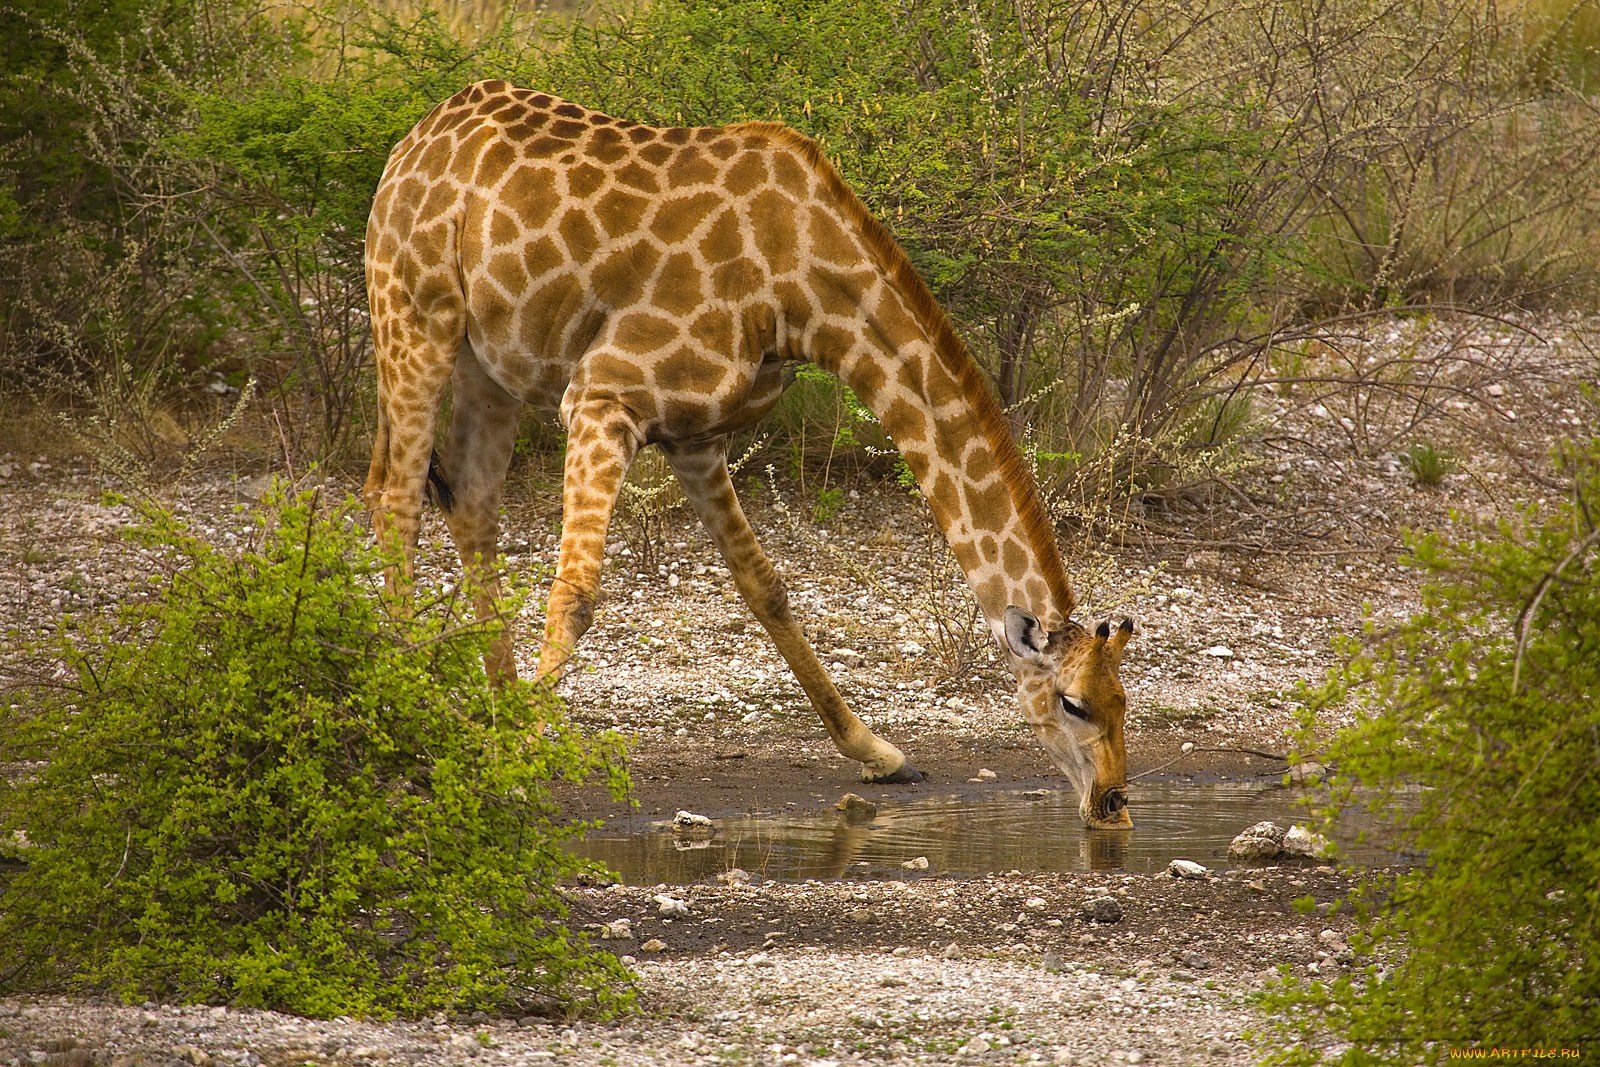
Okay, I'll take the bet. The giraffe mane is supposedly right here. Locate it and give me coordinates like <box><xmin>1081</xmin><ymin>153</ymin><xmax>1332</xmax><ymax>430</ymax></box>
<box><xmin>752</xmin><ymin>123</ymin><xmax>1078</xmax><ymax>625</ymax></box>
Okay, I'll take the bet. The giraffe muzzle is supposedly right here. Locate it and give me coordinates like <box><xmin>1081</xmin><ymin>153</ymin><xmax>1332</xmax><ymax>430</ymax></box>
<box><xmin>1086</xmin><ymin>787</ymin><xmax>1132</xmax><ymax>829</ymax></box>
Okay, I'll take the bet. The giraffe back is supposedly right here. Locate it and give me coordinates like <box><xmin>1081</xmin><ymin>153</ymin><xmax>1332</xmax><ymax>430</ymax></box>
<box><xmin>368</xmin><ymin>80</ymin><xmax>872</xmax><ymax>436</ymax></box>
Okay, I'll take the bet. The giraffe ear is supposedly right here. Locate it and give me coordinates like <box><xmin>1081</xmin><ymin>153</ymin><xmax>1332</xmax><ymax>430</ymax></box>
<box><xmin>1004</xmin><ymin>606</ymin><xmax>1049</xmax><ymax>664</ymax></box>
<box><xmin>1109</xmin><ymin>617</ymin><xmax>1135</xmax><ymax>655</ymax></box>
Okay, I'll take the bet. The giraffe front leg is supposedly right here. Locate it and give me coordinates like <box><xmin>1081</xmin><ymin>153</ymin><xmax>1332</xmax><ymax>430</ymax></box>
<box><xmin>661</xmin><ymin>438</ymin><xmax>923</xmax><ymax>784</ymax></box>
<box><xmin>537</xmin><ymin>402</ymin><xmax>642</xmax><ymax>685</ymax></box>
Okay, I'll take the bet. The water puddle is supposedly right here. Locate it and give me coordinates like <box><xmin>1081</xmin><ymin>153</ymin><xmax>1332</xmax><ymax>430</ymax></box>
<box><xmin>576</xmin><ymin>780</ymin><xmax>1410</xmax><ymax>884</ymax></box>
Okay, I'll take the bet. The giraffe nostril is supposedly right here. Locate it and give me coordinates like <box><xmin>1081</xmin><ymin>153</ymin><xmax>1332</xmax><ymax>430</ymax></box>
<box><xmin>1104</xmin><ymin>790</ymin><xmax>1127</xmax><ymax>814</ymax></box>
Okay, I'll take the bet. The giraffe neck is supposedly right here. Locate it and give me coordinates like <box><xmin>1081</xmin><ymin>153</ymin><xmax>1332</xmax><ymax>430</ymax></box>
<box><xmin>788</xmin><ymin>151</ymin><xmax>1076</xmax><ymax>635</ymax></box>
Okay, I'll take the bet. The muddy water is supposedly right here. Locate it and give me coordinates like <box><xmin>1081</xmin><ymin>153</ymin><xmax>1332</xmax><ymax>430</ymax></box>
<box><xmin>576</xmin><ymin>780</ymin><xmax>1409</xmax><ymax>884</ymax></box>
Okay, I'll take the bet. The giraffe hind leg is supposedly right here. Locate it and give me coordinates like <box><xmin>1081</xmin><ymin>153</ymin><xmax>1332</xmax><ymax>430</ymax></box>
<box><xmin>661</xmin><ymin>437</ymin><xmax>923</xmax><ymax>784</ymax></box>
<box><xmin>438</xmin><ymin>345</ymin><xmax>523</xmax><ymax>683</ymax></box>
<box><xmin>367</xmin><ymin>330</ymin><xmax>460</xmax><ymax>599</ymax></box>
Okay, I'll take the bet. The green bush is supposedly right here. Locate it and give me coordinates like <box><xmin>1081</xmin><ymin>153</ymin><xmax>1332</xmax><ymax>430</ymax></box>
<box><xmin>174</xmin><ymin>10</ymin><xmax>524</xmax><ymax>460</ymax></box>
<box><xmin>0</xmin><ymin>0</ymin><xmax>293</xmax><ymax>388</ymax></box>
<box><xmin>0</xmin><ymin>487</ymin><xmax>631</xmax><ymax>1019</ymax></box>
<box><xmin>539</xmin><ymin>0</ymin><xmax>1284</xmax><ymax>449</ymax></box>
<box><xmin>1267</xmin><ymin>437</ymin><xmax>1600</xmax><ymax>1060</ymax></box>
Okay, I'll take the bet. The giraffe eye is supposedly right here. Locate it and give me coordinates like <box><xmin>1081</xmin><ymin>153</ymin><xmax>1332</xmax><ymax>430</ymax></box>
<box><xmin>1060</xmin><ymin>694</ymin><xmax>1091</xmax><ymax>721</ymax></box>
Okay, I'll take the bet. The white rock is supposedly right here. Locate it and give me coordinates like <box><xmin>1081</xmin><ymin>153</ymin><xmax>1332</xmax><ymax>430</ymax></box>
<box><xmin>1167</xmin><ymin>859</ymin><xmax>1209</xmax><ymax>880</ymax></box>
<box><xmin>600</xmin><ymin>919</ymin><xmax>633</xmax><ymax>940</ymax></box>
<box><xmin>1229</xmin><ymin>820</ymin><xmax>1287</xmax><ymax>863</ymax></box>
<box><xmin>976</xmin><ymin>768</ymin><xmax>997</xmax><ymax>779</ymax></box>
<box><xmin>1024</xmin><ymin>896</ymin><xmax>1048</xmax><ymax>909</ymax></box>
<box><xmin>835</xmin><ymin>793</ymin><xmax>878</xmax><ymax>822</ymax></box>
<box><xmin>673</xmin><ymin>810</ymin><xmax>716</xmax><ymax>838</ymax></box>
<box><xmin>1284</xmin><ymin>824</ymin><xmax>1334</xmax><ymax>859</ymax></box>
<box><xmin>1203</xmin><ymin>645</ymin><xmax>1235</xmax><ymax>659</ymax></box>
<box><xmin>654</xmin><ymin>894</ymin><xmax>690</xmax><ymax>918</ymax></box>
<box><xmin>1180</xmin><ymin>741</ymin><xmax>1195</xmax><ymax>754</ymax></box>
<box><xmin>640</xmin><ymin>938</ymin><xmax>667</xmax><ymax>952</ymax></box>
<box><xmin>902</xmin><ymin>856</ymin><xmax>930</xmax><ymax>870</ymax></box>
<box><xmin>717</xmin><ymin>868</ymin><xmax>752</xmax><ymax>886</ymax></box>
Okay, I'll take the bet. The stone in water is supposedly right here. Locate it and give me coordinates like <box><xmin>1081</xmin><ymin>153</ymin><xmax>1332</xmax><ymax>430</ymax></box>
<box><xmin>835</xmin><ymin>792</ymin><xmax>877</xmax><ymax>823</ymax></box>
<box><xmin>1228</xmin><ymin>820</ymin><xmax>1287</xmax><ymax>864</ymax></box>
<box><xmin>1284</xmin><ymin>824</ymin><xmax>1333</xmax><ymax>860</ymax></box>
<box><xmin>673</xmin><ymin>810</ymin><xmax>716</xmax><ymax>838</ymax></box>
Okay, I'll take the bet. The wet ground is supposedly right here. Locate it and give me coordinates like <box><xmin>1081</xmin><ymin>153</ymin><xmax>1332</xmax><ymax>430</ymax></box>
<box><xmin>576</xmin><ymin>779</ymin><xmax>1407</xmax><ymax>884</ymax></box>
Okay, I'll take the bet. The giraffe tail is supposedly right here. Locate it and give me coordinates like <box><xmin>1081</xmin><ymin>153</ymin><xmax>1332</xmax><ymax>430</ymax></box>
<box><xmin>425</xmin><ymin>451</ymin><xmax>455</xmax><ymax>513</ymax></box>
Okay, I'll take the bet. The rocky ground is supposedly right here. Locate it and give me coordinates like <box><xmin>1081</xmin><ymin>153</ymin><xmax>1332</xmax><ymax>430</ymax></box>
<box><xmin>0</xmin><ymin>863</ymin><xmax>1353</xmax><ymax>1067</ymax></box>
<box><xmin>0</xmin><ymin>313</ymin><xmax>1594</xmax><ymax>1065</ymax></box>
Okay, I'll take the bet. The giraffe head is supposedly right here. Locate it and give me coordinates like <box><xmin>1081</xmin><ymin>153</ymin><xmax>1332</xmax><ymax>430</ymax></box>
<box><xmin>1003</xmin><ymin>607</ymin><xmax>1135</xmax><ymax>829</ymax></box>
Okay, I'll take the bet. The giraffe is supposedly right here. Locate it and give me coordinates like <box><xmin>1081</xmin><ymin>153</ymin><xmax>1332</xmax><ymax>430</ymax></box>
<box><xmin>364</xmin><ymin>80</ymin><xmax>1137</xmax><ymax>828</ymax></box>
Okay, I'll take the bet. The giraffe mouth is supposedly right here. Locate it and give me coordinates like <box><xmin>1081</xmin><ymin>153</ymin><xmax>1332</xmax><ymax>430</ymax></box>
<box><xmin>1085</xmin><ymin>787</ymin><xmax>1133</xmax><ymax>829</ymax></box>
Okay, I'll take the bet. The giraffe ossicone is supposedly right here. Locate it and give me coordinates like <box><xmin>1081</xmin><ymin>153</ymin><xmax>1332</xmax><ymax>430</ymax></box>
<box><xmin>364</xmin><ymin>81</ymin><xmax>1136</xmax><ymax>828</ymax></box>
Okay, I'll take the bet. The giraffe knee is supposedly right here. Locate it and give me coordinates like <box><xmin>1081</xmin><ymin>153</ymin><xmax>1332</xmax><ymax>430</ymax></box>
<box><xmin>752</xmin><ymin>578</ymin><xmax>791</xmax><ymax>623</ymax></box>
<box><xmin>549</xmin><ymin>585</ymin><xmax>597</xmax><ymax>642</ymax></box>
<box><xmin>569</xmin><ymin>596</ymin><xmax>594</xmax><ymax>638</ymax></box>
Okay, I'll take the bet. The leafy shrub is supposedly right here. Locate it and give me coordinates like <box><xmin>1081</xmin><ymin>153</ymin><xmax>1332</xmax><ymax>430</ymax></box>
<box><xmin>8</xmin><ymin>0</ymin><xmax>1598</xmax><ymax>499</ymax></box>
<box><xmin>0</xmin><ymin>487</ymin><xmax>631</xmax><ymax>1019</ymax></box>
<box><xmin>0</xmin><ymin>0</ymin><xmax>292</xmax><ymax>388</ymax></box>
<box><xmin>175</xmin><ymin>10</ymin><xmax>527</xmax><ymax>461</ymax></box>
<box><xmin>539</xmin><ymin>0</ymin><xmax>1286</xmax><ymax>456</ymax></box>
<box><xmin>1267</xmin><ymin>438</ymin><xmax>1600</xmax><ymax>1060</ymax></box>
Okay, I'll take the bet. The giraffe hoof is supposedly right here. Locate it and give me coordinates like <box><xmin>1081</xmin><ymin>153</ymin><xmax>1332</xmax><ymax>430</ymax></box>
<box><xmin>867</xmin><ymin>761</ymin><xmax>925</xmax><ymax>785</ymax></box>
